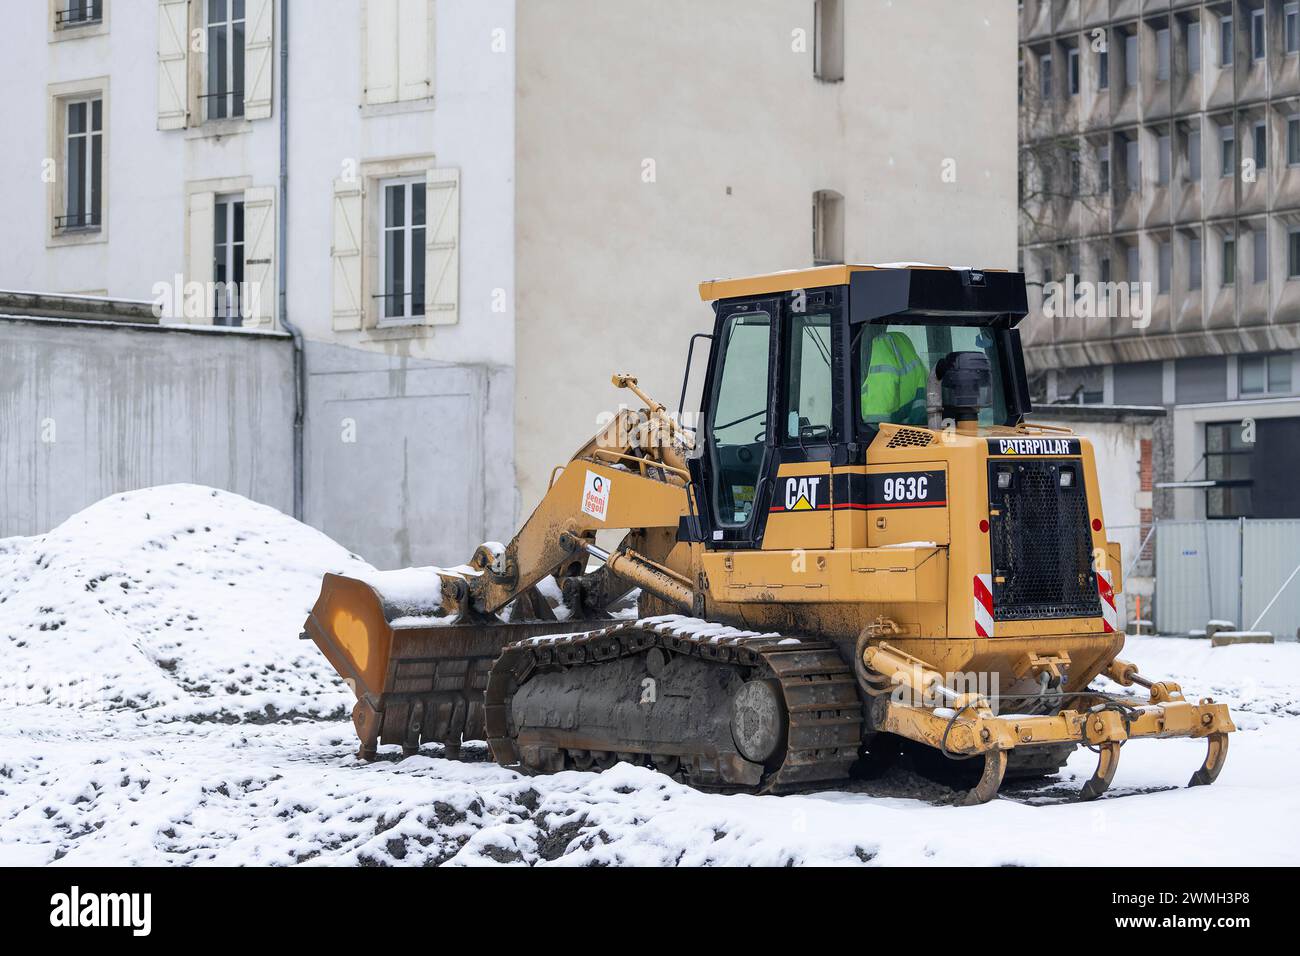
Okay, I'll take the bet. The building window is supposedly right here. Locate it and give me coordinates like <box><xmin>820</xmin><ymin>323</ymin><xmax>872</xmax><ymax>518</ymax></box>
<box><xmin>1126</xmin><ymin>137</ymin><xmax>1141</xmax><ymax>192</ymax></box>
<box><xmin>1040</xmin><ymin>52</ymin><xmax>1053</xmax><ymax>99</ymax></box>
<box><xmin>1124</xmin><ymin>32</ymin><xmax>1139</xmax><ymax>88</ymax></box>
<box><xmin>1156</xmin><ymin>27</ymin><xmax>1171</xmax><ymax>81</ymax></box>
<box><xmin>1222</xmin><ymin>236</ymin><xmax>1236</xmax><ymax>285</ymax></box>
<box><xmin>1253</xmin><ymin>120</ymin><xmax>1267</xmax><ymax>169</ymax></box>
<box><xmin>363</xmin><ymin>0</ymin><xmax>435</xmax><ymax>105</ymax></box>
<box><xmin>1189</xmin><ymin>128</ymin><xmax>1202</xmax><ymax>181</ymax></box>
<box><xmin>1240</xmin><ymin>354</ymin><xmax>1293</xmax><ymax>395</ymax></box>
<box><xmin>1067</xmin><ymin>46</ymin><xmax>1080</xmax><ymax>95</ymax></box>
<box><xmin>1253</xmin><ymin>227</ymin><xmax>1268</xmax><ymax>283</ymax></box>
<box><xmin>379</xmin><ymin>177</ymin><xmax>427</xmax><ymax>323</ymax></box>
<box><xmin>1098</xmin><ymin>45</ymin><xmax>1110</xmax><ymax>90</ymax></box>
<box><xmin>1220</xmin><ymin>125</ymin><xmax>1235</xmax><ymax>177</ymax></box>
<box><xmin>1288</xmin><ymin>3</ymin><xmax>1300</xmax><ymax>54</ymax></box>
<box><xmin>1205</xmin><ymin>422</ymin><xmax>1252</xmax><ymax>519</ymax></box>
<box><xmin>1189</xmin><ymin>237</ymin><xmax>1203</xmax><ymax>290</ymax></box>
<box><xmin>1158</xmin><ymin>240</ymin><xmax>1172</xmax><ymax>293</ymax></box>
<box><xmin>1290</xmin><ymin>228</ymin><xmax>1300</xmax><ymax>278</ymax></box>
<box><xmin>1126</xmin><ymin>243</ymin><xmax>1140</xmax><ymax>283</ymax></box>
<box><xmin>55</xmin><ymin>0</ymin><xmax>103</xmax><ymax>27</ymax></box>
<box><xmin>1288</xmin><ymin>116</ymin><xmax>1300</xmax><ymax>165</ymax></box>
<box><xmin>1188</xmin><ymin>20</ymin><xmax>1202</xmax><ymax>73</ymax></box>
<box><xmin>1158</xmin><ymin>132</ymin><xmax>1171</xmax><ymax>185</ymax></box>
<box><xmin>60</xmin><ymin>97</ymin><xmax>102</xmax><ymax>231</ymax></box>
<box><xmin>205</xmin><ymin>0</ymin><xmax>246</xmax><ymax>120</ymax></box>
<box><xmin>1097</xmin><ymin>145</ymin><xmax>1111</xmax><ymax>192</ymax></box>
<box><xmin>1251</xmin><ymin>7</ymin><xmax>1266</xmax><ymax>61</ymax></box>
<box><xmin>1221</xmin><ymin>15</ymin><xmax>1234</xmax><ymax>66</ymax></box>
<box><xmin>813</xmin><ymin>0</ymin><xmax>844</xmax><ymax>83</ymax></box>
<box><xmin>213</xmin><ymin>194</ymin><xmax>245</xmax><ymax>326</ymax></box>
<box><xmin>1100</xmin><ymin>254</ymin><xmax>1112</xmax><ymax>283</ymax></box>
<box><xmin>812</xmin><ymin>189</ymin><xmax>844</xmax><ymax>266</ymax></box>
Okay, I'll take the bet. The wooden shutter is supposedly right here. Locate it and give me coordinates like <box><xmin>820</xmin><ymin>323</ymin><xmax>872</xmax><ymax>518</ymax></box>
<box><xmin>425</xmin><ymin>168</ymin><xmax>459</xmax><ymax>325</ymax></box>
<box><xmin>243</xmin><ymin>187</ymin><xmax>277</xmax><ymax>328</ymax></box>
<box><xmin>244</xmin><ymin>0</ymin><xmax>274</xmax><ymax>120</ymax></box>
<box><xmin>158</xmin><ymin>0</ymin><xmax>190</xmax><ymax>130</ymax></box>
<box><xmin>397</xmin><ymin>0</ymin><xmax>433</xmax><ymax>102</ymax></box>
<box><xmin>332</xmin><ymin>178</ymin><xmax>364</xmax><ymax>330</ymax></box>
<box><xmin>187</xmin><ymin>191</ymin><xmax>215</xmax><ymax>321</ymax></box>
<box><xmin>364</xmin><ymin>0</ymin><xmax>399</xmax><ymax>105</ymax></box>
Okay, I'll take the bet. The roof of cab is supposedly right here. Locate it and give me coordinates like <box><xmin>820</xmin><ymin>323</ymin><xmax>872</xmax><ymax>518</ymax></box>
<box><xmin>697</xmin><ymin>263</ymin><xmax>1007</xmax><ymax>302</ymax></box>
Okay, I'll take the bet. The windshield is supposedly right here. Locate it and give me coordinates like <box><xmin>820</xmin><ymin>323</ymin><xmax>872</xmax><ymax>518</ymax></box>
<box><xmin>852</xmin><ymin>322</ymin><xmax>1009</xmax><ymax>429</ymax></box>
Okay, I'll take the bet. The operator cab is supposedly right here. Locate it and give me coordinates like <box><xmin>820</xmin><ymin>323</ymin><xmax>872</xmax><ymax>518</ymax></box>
<box><xmin>687</xmin><ymin>265</ymin><xmax>1032</xmax><ymax>547</ymax></box>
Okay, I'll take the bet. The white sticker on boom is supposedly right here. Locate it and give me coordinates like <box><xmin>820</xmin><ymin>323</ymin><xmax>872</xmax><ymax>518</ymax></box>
<box><xmin>581</xmin><ymin>470</ymin><xmax>611</xmax><ymax>522</ymax></box>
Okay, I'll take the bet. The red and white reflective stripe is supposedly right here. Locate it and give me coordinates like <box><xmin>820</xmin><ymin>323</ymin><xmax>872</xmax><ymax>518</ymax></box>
<box><xmin>973</xmin><ymin>574</ymin><xmax>995</xmax><ymax>638</ymax></box>
<box><xmin>1096</xmin><ymin>569</ymin><xmax>1118</xmax><ymax>633</ymax></box>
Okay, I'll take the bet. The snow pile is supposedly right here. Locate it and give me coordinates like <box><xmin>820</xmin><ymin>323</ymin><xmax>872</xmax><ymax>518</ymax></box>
<box><xmin>0</xmin><ymin>485</ymin><xmax>370</xmax><ymax>723</ymax></box>
<box><xmin>1</xmin><ymin>485</ymin><xmax>1298</xmax><ymax>866</ymax></box>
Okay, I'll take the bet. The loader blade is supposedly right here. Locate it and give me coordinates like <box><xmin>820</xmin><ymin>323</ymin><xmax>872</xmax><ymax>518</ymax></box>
<box><xmin>302</xmin><ymin>572</ymin><xmax>579</xmax><ymax>760</ymax></box>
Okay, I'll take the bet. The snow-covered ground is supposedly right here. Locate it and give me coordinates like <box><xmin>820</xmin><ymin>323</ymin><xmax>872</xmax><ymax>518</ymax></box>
<box><xmin>1</xmin><ymin>486</ymin><xmax>1298</xmax><ymax>866</ymax></box>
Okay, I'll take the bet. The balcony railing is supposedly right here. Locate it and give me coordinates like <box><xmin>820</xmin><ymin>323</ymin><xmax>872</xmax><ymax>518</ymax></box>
<box><xmin>55</xmin><ymin>3</ymin><xmax>103</xmax><ymax>27</ymax></box>
<box><xmin>55</xmin><ymin>212</ymin><xmax>101</xmax><ymax>232</ymax></box>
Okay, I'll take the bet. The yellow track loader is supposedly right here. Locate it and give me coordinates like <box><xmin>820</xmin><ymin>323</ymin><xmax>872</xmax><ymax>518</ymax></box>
<box><xmin>303</xmin><ymin>265</ymin><xmax>1234</xmax><ymax>804</ymax></box>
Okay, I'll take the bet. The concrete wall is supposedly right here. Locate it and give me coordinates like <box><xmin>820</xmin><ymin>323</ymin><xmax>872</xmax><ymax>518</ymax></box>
<box><xmin>303</xmin><ymin>340</ymin><xmax>514</xmax><ymax>570</ymax></box>
<box><xmin>514</xmin><ymin>0</ymin><xmax>1019</xmax><ymax>513</ymax></box>
<box><xmin>0</xmin><ymin>316</ymin><xmax>294</xmax><ymax>537</ymax></box>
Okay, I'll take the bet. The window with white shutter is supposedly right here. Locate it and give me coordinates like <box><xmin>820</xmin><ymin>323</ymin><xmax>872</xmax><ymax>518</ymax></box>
<box><xmin>243</xmin><ymin>0</ymin><xmax>274</xmax><ymax>120</ymax></box>
<box><xmin>331</xmin><ymin>178</ymin><xmax>364</xmax><ymax>331</ymax></box>
<box><xmin>378</xmin><ymin>176</ymin><xmax>427</xmax><ymax>324</ymax></box>
<box><xmin>363</xmin><ymin>0</ymin><xmax>434</xmax><ymax>106</ymax></box>
<box><xmin>157</xmin><ymin>0</ymin><xmax>190</xmax><ymax>129</ymax></box>
<box><xmin>425</xmin><ymin>168</ymin><xmax>459</xmax><ymax>325</ymax></box>
<box><xmin>187</xmin><ymin>191</ymin><xmax>216</xmax><ymax>318</ymax></box>
<box><xmin>213</xmin><ymin>194</ymin><xmax>245</xmax><ymax>325</ymax></box>
<box><xmin>160</xmin><ymin>0</ymin><xmax>273</xmax><ymax>129</ymax></box>
<box><xmin>242</xmin><ymin>186</ymin><xmax>276</xmax><ymax>328</ymax></box>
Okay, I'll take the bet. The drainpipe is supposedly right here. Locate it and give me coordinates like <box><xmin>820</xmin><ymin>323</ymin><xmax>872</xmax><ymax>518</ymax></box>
<box><xmin>278</xmin><ymin>0</ymin><xmax>305</xmax><ymax>520</ymax></box>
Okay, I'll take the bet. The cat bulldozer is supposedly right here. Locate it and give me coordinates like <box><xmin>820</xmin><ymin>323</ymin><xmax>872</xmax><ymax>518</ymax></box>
<box><xmin>303</xmin><ymin>265</ymin><xmax>1234</xmax><ymax>804</ymax></box>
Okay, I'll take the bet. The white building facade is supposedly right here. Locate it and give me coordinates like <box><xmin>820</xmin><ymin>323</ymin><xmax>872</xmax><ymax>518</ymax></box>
<box><xmin>1</xmin><ymin>0</ymin><xmax>1017</xmax><ymax>568</ymax></box>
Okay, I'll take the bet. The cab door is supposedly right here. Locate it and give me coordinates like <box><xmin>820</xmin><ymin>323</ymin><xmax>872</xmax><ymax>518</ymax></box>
<box><xmin>695</xmin><ymin>298</ymin><xmax>779</xmax><ymax>548</ymax></box>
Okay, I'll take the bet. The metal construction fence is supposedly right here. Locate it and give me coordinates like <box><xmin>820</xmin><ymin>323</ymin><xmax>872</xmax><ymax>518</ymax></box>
<box><xmin>1151</xmin><ymin>519</ymin><xmax>1300</xmax><ymax>639</ymax></box>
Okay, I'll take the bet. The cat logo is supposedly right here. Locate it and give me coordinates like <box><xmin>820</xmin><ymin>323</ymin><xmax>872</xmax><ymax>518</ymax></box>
<box><xmin>772</xmin><ymin>475</ymin><xmax>829</xmax><ymax>514</ymax></box>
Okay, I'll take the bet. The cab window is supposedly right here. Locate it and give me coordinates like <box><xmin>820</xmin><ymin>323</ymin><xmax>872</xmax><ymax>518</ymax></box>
<box><xmin>853</xmin><ymin>322</ymin><xmax>1009</xmax><ymax>429</ymax></box>
<box><xmin>784</xmin><ymin>310</ymin><xmax>834</xmax><ymax>443</ymax></box>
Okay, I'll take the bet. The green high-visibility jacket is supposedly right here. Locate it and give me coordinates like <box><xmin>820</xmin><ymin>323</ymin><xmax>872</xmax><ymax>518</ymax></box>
<box><xmin>861</xmin><ymin>331</ymin><xmax>928</xmax><ymax>424</ymax></box>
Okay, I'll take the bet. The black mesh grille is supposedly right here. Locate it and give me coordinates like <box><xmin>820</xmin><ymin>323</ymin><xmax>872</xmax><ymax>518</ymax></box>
<box><xmin>987</xmin><ymin>459</ymin><xmax>1101</xmax><ymax>622</ymax></box>
<box><xmin>885</xmin><ymin>427</ymin><xmax>934</xmax><ymax>449</ymax></box>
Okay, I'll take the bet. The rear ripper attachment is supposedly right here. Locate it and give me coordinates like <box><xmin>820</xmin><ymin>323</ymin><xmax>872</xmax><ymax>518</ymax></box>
<box><xmin>861</xmin><ymin>642</ymin><xmax>1235</xmax><ymax>804</ymax></box>
<box><xmin>485</xmin><ymin>618</ymin><xmax>863</xmax><ymax>793</ymax></box>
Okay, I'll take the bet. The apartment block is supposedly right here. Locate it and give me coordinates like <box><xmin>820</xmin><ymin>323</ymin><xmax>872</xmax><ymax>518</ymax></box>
<box><xmin>1019</xmin><ymin>0</ymin><xmax>1300</xmax><ymax>521</ymax></box>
